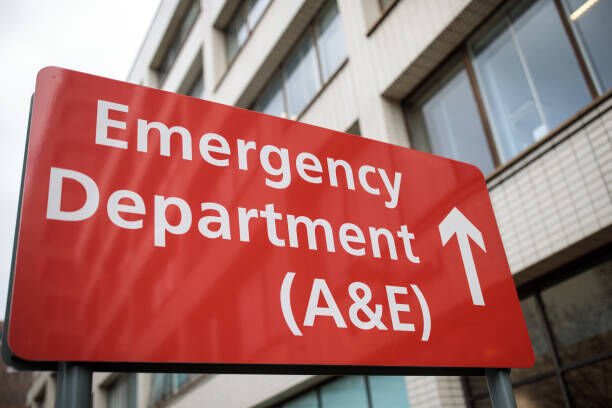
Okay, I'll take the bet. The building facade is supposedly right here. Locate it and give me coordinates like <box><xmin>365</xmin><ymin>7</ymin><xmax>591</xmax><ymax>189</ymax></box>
<box><xmin>27</xmin><ymin>0</ymin><xmax>611</xmax><ymax>407</ymax></box>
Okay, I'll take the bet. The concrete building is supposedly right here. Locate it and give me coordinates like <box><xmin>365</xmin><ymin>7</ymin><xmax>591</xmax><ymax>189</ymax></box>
<box><xmin>27</xmin><ymin>0</ymin><xmax>611</xmax><ymax>406</ymax></box>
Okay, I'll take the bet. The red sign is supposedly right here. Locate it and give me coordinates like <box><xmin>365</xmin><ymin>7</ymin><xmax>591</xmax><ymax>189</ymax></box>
<box><xmin>6</xmin><ymin>67</ymin><xmax>533</xmax><ymax>371</ymax></box>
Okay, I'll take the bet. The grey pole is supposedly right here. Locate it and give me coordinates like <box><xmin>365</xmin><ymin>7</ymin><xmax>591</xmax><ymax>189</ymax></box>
<box><xmin>485</xmin><ymin>368</ymin><xmax>517</xmax><ymax>408</ymax></box>
<box><xmin>55</xmin><ymin>363</ymin><xmax>93</xmax><ymax>408</ymax></box>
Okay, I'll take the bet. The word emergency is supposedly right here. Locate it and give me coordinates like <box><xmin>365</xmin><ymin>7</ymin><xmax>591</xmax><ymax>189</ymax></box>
<box><xmin>43</xmin><ymin>99</ymin><xmax>423</xmax><ymax>264</ymax></box>
<box><xmin>96</xmin><ymin>100</ymin><xmax>403</xmax><ymax>209</ymax></box>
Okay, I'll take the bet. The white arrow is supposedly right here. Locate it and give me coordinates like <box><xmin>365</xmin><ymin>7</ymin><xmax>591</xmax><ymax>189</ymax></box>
<box><xmin>439</xmin><ymin>207</ymin><xmax>486</xmax><ymax>306</ymax></box>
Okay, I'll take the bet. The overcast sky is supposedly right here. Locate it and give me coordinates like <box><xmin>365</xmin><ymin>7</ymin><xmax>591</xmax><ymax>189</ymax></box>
<box><xmin>0</xmin><ymin>1</ymin><xmax>160</xmax><ymax>317</ymax></box>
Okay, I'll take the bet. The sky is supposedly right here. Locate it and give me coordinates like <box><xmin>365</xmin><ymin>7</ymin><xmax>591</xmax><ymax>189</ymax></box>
<box><xmin>0</xmin><ymin>0</ymin><xmax>160</xmax><ymax>317</ymax></box>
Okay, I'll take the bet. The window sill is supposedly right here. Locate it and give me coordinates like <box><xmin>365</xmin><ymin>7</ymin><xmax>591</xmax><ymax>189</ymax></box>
<box><xmin>366</xmin><ymin>0</ymin><xmax>401</xmax><ymax>37</ymax></box>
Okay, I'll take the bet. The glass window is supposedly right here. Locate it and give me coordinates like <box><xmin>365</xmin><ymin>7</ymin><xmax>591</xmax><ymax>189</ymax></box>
<box><xmin>540</xmin><ymin>260</ymin><xmax>612</xmax><ymax>365</ymax></box>
<box><xmin>150</xmin><ymin>373</ymin><xmax>196</xmax><ymax>405</ymax></box>
<box><xmin>320</xmin><ymin>377</ymin><xmax>369</xmax><ymax>408</ymax></box>
<box><xmin>315</xmin><ymin>1</ymin><xmax>347</xmax><ymax>81</ymax></box>
<box><xmin>368</xmin><ymin>376</ymin><xmax>409</xmax><ymax>407</ymax></box>
<box><xmin>282</xmin><ymin>390</ymin><xmax>318</xmax><ymax>408</ymax></box>
<box><xmin>466</xmin><ymin>376</ymin><xmax>488</xmax><ymax>399</ymax></box>
<box><xmin>465</xmin><ymin>257</ymin><xmax>612</xmax><ymax>408</ymax></box>
<box><xmin>107</xmin><ymin>374</ymin><xmax>137</xmax><ymax>408</ymax></box>
<box><xmin>226</xmin><ymin>0</ymin><xmax>270</xmax><ymax>62</ymax></box>
<box><xmin>187</xmin><ymin>71</ymin><xmax>204</xmax><ymax>98</ymax></box>
<box><xmin>471</xmin><ymin>0</ymin><xmax>591</xmax><ymax>162</ymax></box>
<box><xmin>276</xmin><ymin>376</ymin><xmax>409</xmax><ymax>408</ymax></box>
<box><xmin>564</xmin><ymin>357</ymin><xmax>612</xmax><ymax>407</ymax></box>
<box><xmin>283</xmin><ymin>34</ymin><xmax>321</xmax><ymax>118</ymax></box>
<box><xmin>510</xmin><ymin>296</ymin><xmax>555</xmax><ymax>383</ymax></box>
<box><xmin>408</xmin><ymin>65</ymin><xmax>495</xmax><ymax>174</ymax></box>
<box><xmin>562</xmin><ymin>0</ymin><xmax>612</xmax><ymax>93</ymax></box>
<box><xmin>253</xmin><ymin>73</ymin><xmax>286</xmax><ymax>117</ymax></box>
<box><xmin>226</xmin><ymin>7</ymin><xmax>249</xmax><ymax>62</ymax></box>
<box><xmin>155</xmin><ymin>0</ymin><xmax>200</xmax><ymax>84</ymax></box>
<box><xmin>247</xmin><ymin>0</ymin><xmax>271</xmax><ymax>28</ymax></box>
<box><xmin>150</xmin><ymin>373</ymin><xmax>173</xmax><ymax>404</ymax></box>
<box><xmin>252</xmin><ymin>1</ymin><xmax>347</xmax><ymax>119</ymax></box>
<box><xmin>379</xmin><ymin>0</ymin><xmax>395</xmax><ymax>11</ymax></box>
<box><xmin>513</xmin><ymin>376</ymin><xmax>566</xmax><ymax>407</ymax></box>
<box><xmin>346</xmin><ymin>121</ymin><xmax>361</xmax><ymax>136</ymax></box>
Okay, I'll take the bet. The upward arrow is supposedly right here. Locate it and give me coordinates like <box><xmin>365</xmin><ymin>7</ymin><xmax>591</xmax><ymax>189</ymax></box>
<box><xmin>439</xmin><ymin>207</ymin><xmax>487</xmax><ymax>306</ymax></box>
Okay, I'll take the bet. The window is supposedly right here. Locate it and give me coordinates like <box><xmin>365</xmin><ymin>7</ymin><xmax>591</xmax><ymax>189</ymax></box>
<box><xmin>405</xmin><ymin>0</ymin><xmax>605</xmax><ymax>175</ymax></box>
<box><xmin>226</xmin><ymin>0</ymin><xmax>271</xmax><ymax>62</ymax></box>
<box><xmin>253</xmin><ymin>72</ymin><xmax>285</xmax><ymax>116</ymax></box>
<box><xmin>347</xmin><ymin>121</ymin><xmax>361</xmax><ymax>136</ymax></box>
<box><xmin>277</xmin><ymin>376</ymin><xmax>409</xmax><ymax>408</ymax></box>
<box><xmin>315</xmin><ymin>1</ymin><xmax>347</xmax><ymax>82</ymax></box>
<box><xmin>471</xmin><ymin>0</ymin><xmax>591</xmax><ymax>162</ymax></box>
<box><xmin>561</xmin><ymin>0</ymin><xmax>612</xmax><ymax>93</ymax></box>
<box><xmin>107</xmin><ymin>374</ymin><xmax>137</xmax><ymax>408</ymax></box>
<box><xmin>465</xmin><ymin>255</ymin><xmax>612</xmax><ymax>407</ymax></box>
<box><xmin>284</xmin><ymin>34</ymin><xmax>321</xmax><ymax>117</ymax></box>
<box><xmin>154</xmin><ymin>0</ymin><xmax>200</xmax><ymax>84</ymax></box>
<box><xmin>186</xmin><ymin>70</ymin><xmax>204</xmax><ymax>98</ymax></box>
<box><xmin>407</xmin><ymin>61</ymin><xmax>495</xmax><ymax>174</ymax></box>
<box><xmin>149</xmin><ymin>373</ymin><xmax>197</xmax><ymax>406</ymax></box>
<box><xmin>378</xmin><ymin>0</ymin><xmax>397</xmax><ymax>13</ymax></box>
<box><xmin>252</xmin><ymin>0</ymin><xmax>347</xmax><ymax>119</ymax></box>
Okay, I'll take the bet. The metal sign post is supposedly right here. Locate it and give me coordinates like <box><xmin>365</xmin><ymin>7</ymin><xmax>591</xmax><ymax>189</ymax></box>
<box><xmin>486</xmin><ymin>368</ymin><xmax>517</xmax><ymax>408</ymax></box>
<box><xmin>55</xmin><ymin>363</ymin><xmax>92</xmax><ymax>408</ymax></box>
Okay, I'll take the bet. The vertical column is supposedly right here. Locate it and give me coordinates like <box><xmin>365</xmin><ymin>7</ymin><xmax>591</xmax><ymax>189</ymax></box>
<box><xmin>485</xmin><ymin>369</ymin><xmax>517</xmax><ymax>408</ymax></box>
<box><xmin>55</xmin><ymin>363</ymin><xmax>93</xmax><ymax>408</ymax></box>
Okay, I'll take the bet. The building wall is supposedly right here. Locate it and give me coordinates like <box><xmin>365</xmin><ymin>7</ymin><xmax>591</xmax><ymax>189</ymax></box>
<box><xmin>24</xmin><ymin>0</ymin><xmax>611</xmax><ymax>407</ymax></box>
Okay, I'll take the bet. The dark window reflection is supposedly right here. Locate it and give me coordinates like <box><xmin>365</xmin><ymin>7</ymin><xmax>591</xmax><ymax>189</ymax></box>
<box><xmin>511</xmin><ymin>296</ymin><xmax>555</xmax><ymax>383</ymax></box>
<box><xmin>465</xmin><ymin>257</ymin><xmax>612</xmax><ymax>408</ymax></box>
<box><xmin>540</xmin><ymin>262</ymin><xmax>612</xmax><ymax>364</ymax></box>
<box><xmin>466</xmin><ymin>375</ymin><xmax>488</xmax><ymax>398</ymax></box>
<box><xmin>514</xmin><ymin>376</ymin><xmax>565</xmax><ymax>408</ymax></box>
<box><xmin>565</xmin><ymin>358</ymin><xmax>612</xmax><ymax>407</ymax></box>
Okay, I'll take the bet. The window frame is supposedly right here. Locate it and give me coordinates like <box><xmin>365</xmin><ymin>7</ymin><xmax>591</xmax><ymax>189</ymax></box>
<box><xmin>463</xmin><ymin>244</ymin><xmax>612</xmax><ymax>407</ymax></box>
<box><xmin>250</xmin><ymin>0</ymin><xmax>349</xmax><ymax>120</ymax></box>
<box><xmin>367</xmin><ymin>0</ymin><xmax>402</xmax><ymax>37</ymax></box>
<box><xmin>404</xmin><ymin>48</ymin><xmax>501</xmax><ymax>169</ymax></box>
<box><xmin>148</xmin><ymin>373</ymin><xmax>201</xmax><ymax>408</ymax></box>
<box><xmin>403</xmin><ymin>0</ymin><xmax>605</xmax><ymax>178</ymax></box>
<box><xmin>224</xmin><ymin>0</ymin><xmax>273</xmax><ymax>66</ymax></box>
<box><xmin>273</xmin><ymin>375</ymin><xmax>410</xmax><ymax>408</ymax></box>
<box><xmin>105</xmin><ymin>373</ymin><xmax>137</xmax><ymax>408</ymax></box>
<box><xmin>153</xmin><ymin>0</ymin><xmax>201</xmax><ymax>86</ymax></box>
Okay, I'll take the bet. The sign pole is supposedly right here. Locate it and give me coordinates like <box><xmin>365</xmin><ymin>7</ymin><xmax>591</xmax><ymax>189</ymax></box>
<box><xmin>55</xmin><ymin>363</ymin><xmax>92</xmax><ymax>408</ymax></box>
<box><xmin>485</xmin><ymin>368</ymin><xmax>517</xmax><ymax>408</ymax></box>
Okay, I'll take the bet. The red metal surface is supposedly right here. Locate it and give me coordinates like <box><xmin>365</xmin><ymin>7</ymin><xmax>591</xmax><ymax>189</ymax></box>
<box><xmin>7</xmin><ymin>67</ymin><xmax>533</xmax><ymax>368</ymax></box>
